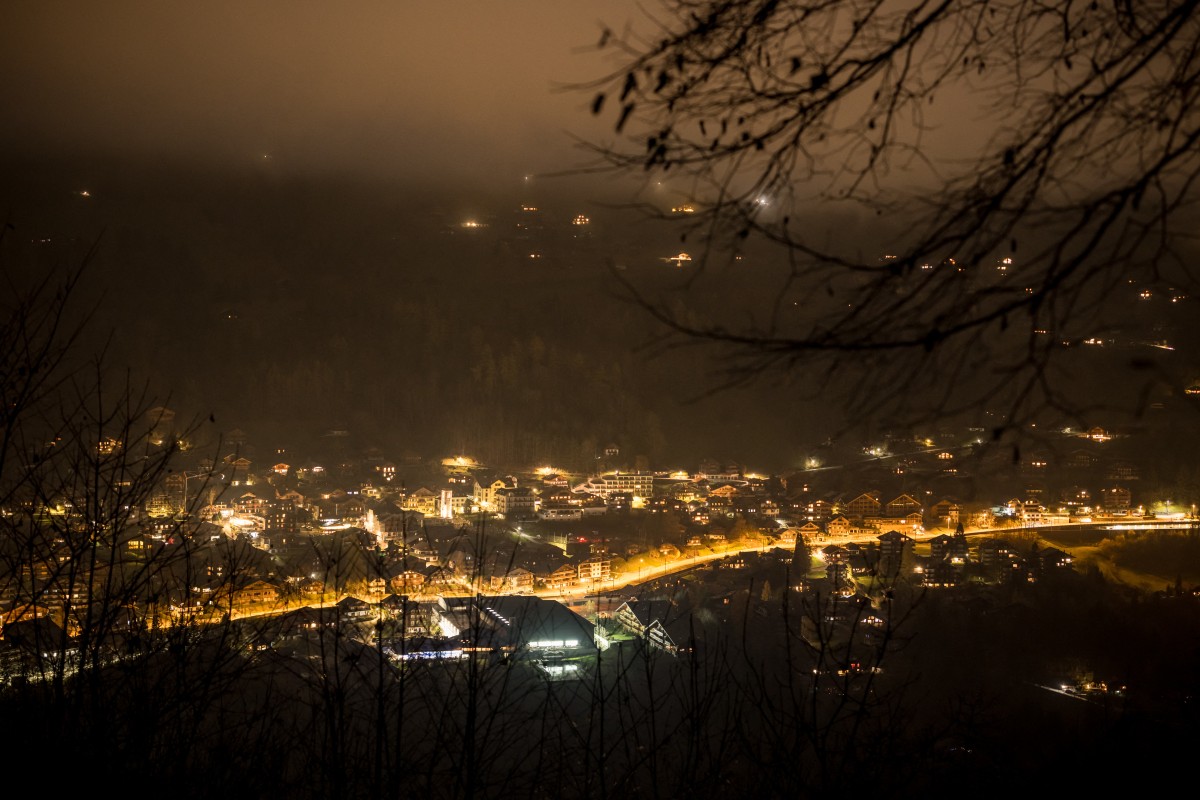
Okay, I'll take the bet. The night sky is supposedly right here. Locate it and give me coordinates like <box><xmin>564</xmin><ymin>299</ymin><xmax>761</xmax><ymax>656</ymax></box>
<box><xmin>1</xmin><ymin>2</ymin><xmax>635</xmax><ymax>186</ymax></box>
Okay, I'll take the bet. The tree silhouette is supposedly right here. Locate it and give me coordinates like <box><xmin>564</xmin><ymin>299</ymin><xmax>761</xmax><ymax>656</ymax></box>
<box><xmin>581</xmin><ymin>0</ymin><xmax>1200</xmax><ymax>442</ymax></box>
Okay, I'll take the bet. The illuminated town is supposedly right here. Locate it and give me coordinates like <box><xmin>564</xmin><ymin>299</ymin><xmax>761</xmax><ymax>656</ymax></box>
<box><xmin>4</xmin><ymin>350</ymin><xmax>1196</xmax><ymax>664</ymax></box>
<box><xmin>4</xmin><ymin>2</ymin><xmax>1200</xmax><ymax>797</ymax></box>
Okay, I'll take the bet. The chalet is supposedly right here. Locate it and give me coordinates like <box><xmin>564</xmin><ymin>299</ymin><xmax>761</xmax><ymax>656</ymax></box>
<box><xmin>1039</xmin><ymin>546</ymin><xmax>1074</xmax><ymax>570</ymax></box>
<box><xmin>376</xmin><ymin>595</ymin><xmax>441</xmax><ymax>638</ymax></box>
<box><xmin>706</xmin><ymin>483</ymin><xmax>739</xmax><ymax>509</ymax></box>
<box><xmin>822</xmin><ymin>544</ymin><xmax>850</xmax><ymax>563</ymax></box>
<box><xmin>844</xmin><ymin>542</ymin><xmax>879</xmax><ymax>575</ymax></box>
<box><xmin>336</xmin><ymin>596</ymin><xmax>374</xmax><ymax>621</ymax></box>
<box><xmin>1100</xmin><ymin>486</ymin><xmax>1132</xmax><ymax>512</ymax></box>
<box><xmin>232</xmin><ymin>579</ymin><xmax>280</xmax><ymax>607</ymax></box>
<box><xmin>863</xmin><ymin>512</ymin><xmax>924</xmax><ymax>536</ymax></box>
<box><xmin>929</xmin><ymin>533</ymin><xmax>969</xmax><ymax>565</ymax></box>
<box><xmin>605</xmin><ymin>491</ymin><xmax>633</xmax><ymax>513</ymax></box>
<box><xmin>923</xmin><ymin>559</ymin><xmax>961</xmax><ymax>588</ymax></box>
<box><xmin>731</xmin><ymin>492</ymin><xmax>766</xmax><ymax>515</ymax></box>
<box><xmin>826</xmin><ymin>516</ymin><xmax>852</xmax><ymax>537</ymax></box>
<box><xmin>1106</xmin><ymin>460</ymin><xmax>1139</xmax><ymax>481</ymax></box>
<box><xmin>577</xmin><ymin>557</ymin><xmax>612</xmax><ymax>583</ymax></box>
<box><xmin>224</xmin><ymin>455</ymin><xmax>253</xmax><ymax>486</ymax></box>
<box><xmin>372</xmin><ymin>504</ymin><xmax>424</xmax><ymax>540</ymax></box>
<box><xmin>474</xmin><ymin>476</ymin><xmax>516</xmax><ymax>512</ymax></box>
<box><xmin>389</xmin><ymin>570</ymin><xmax>428</xmax><ymax>595</ymax></box>
<box><xmin>797</xmin><ymin>521</ymin><xmax>822</xmax><ymax>541</ymax></box>
<box><xmin>400</xmin><ymin>487</ymin><xmax>439</xmax><ymax>517</ymax></box>
<box><xmin>495</xmin><ymin>486</ymin><xmax>537</xmax><ymax>518</ymax></box>
<box><xmin>0</xmin><ymin>617</ymin><xmax>76</xmax><ymax>665</ymax></box>
<box><xmin>613</xmin><ymin>600</ymin><xmax>684</xmax><ymax>654</ymax></box>
<box><xmin>425</xmin><ymin>566</ymin><xmax>462</xmax><ymax>591</ymax></box>
<box><xmin>546</xmin><ymin>563</ymin><xmax>579</xmax><ymax>591</ymax></box>
<box><xmin>269</xmin><ymin>606</ymin><xmax>338</xmax><ymax>641</ymax></box>
<box><xmin>886</xmin><ymin>494</ymin><xmax>923</xmax><ymax>517</ymax></box>
<box><xmin>977</xmin><ymin>538</ymin><xmax>1021</xmax><ymax>577</ymax></box>
<box><xmin>579</xmin><ymin>494</ymin><xmax>608</xmax><ymax>516</ymax></box>
<box><xmin>928</xmin><ymin>498</ymin><xmax>961</xmax><ymax>527</ymax></box>
<box><xmin>489</xmin><ymin>567</ymin><xmax>535</xmax><ymax>594</ymax></box>
<box><xmin>1019</xmin><ymin>499</ymin><xmax>1045</xmax><ymax>525</ymax></box>
<box><xmin>540</xmin><ymin>472</ymin><xmax>570</xmax><ymax>488</ymax></box>
<box><xmin>539</xmin><ymin>507</ymin><xmax>583</xmax><ymax>521</ymax></box>
<box><xmin>823</xmin><ymin>557</ymin><xmax>853</xmax><ymax>590</ymax></box>
<box><xmin>1065</xmin><ymin>448</ymin><xmax>1100</xmax><ymax>470</ymax></box>
<box><xmin>877</xmin><ymin>530</ymin><xmax>913</xmax><ymax>561</ymax></box>
<box><xmin>647</xmin><ymin>496</ymin><xmax>687</xmax><ymax>514</ymax></box>
<box><xmin>844</xmin><ymin>492</ymin><xmax>881</xmax><ymax>520</ymax></box>
<box><xmin>801</xmin><ymin>494</ymin><xmax>837</xmax><ymax>522</ymax></box>
<box><xmin>234</xmin><ymin>490</ymin><xmax>270</xmax><ymax>515</ymax></box>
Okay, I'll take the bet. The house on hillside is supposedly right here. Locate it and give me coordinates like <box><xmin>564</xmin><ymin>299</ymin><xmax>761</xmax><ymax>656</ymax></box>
<box><xmin>826</xmin><ymin>516</ymin><xmax>852</xmax><ymax>537</ymax></box>
<box><xmin>613</xmin><ymin>599</ymin><xmax>690</xmax><ymax>655</ymax></box>
<box><xmin>844</xmin><ymin>492</ymin><xmax>882</xmax><ymax>520</ymax></box>
<box><xmin>886</xmin><ymin>494</ymin><xmax>923</xmax><ymax>517</ymax></box>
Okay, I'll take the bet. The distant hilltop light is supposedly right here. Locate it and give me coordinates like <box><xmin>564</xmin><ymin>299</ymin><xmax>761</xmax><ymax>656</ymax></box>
<box><xmin>572</xmin><ymin>214</ymin><xmax>590</xmax><ymax>225</ymax></box>
<box><xmin>441</xmin><ymin>455</ymin><xmax>479</xmax><ymax>468</ymax></box>
<box><xmin>664</xmin><ymin>252</ymin><xmax>692</xmax><ymax>266</ymax></box>
<box><xmin>460</xmin><ymin>220</ymin><xmax>486</xmax><ymax>229</ymax></box>
<box><xmin>671</xmin><ymin>204</ymin><xmax>696</xmax><ymax>214</ymax></box>
<box><xmin>78</xmin><ymin>190</ymin><xmax>90</xmax><ymax>197</ymax></box>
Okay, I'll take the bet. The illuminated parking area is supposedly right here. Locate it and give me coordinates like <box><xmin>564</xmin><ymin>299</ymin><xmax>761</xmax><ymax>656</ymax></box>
<box><xmin>538</xmin><ymin>662</ymin><xmax>581</xmax><ymax>681</ymax></box>
<box><xmin>528</xmin><ymin>639</ymin><xmax>579</xmax><ymax>649</ymax></box>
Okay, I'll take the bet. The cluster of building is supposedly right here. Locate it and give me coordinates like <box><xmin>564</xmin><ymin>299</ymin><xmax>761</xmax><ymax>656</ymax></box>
<box><xmin>2</xmin><ymin>406</ymin><xmax>1172</xmax><ymax>678</ymax></box>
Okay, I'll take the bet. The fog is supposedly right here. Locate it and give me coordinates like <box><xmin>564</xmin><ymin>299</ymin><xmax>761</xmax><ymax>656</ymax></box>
<box><xmin>1</xmin><ymin>1</ymin><xmax>635</xmax><ymax>187</ymax></box>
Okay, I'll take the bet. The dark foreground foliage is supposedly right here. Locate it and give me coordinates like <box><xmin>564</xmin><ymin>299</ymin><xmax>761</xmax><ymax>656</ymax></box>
<box><xmin>3</xmin><ymin>565</ymin><xmax>1199</xmax><ymax>800</ymax></box>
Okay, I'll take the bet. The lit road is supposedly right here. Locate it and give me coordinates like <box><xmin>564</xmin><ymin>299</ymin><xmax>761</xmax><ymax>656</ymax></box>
<box><xmin>537</xmin><ymin>515</ymin><xmax>1200</xmax><ymax>603</ymax></box>
<box><xmin>183</xmin><ymin>516</ymin><xmax>1200</xmax><ymax>623</ymax></box>
<box><xmin>538</xmin><ymin>542</ymin><xmax>780</xmax><ymax>603</ymax></box>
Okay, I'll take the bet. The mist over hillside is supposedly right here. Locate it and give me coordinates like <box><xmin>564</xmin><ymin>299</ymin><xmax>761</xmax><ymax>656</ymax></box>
<box><xmin>1</xmin><ymin>155</ymin><xmax>853</xmax><ymax>472</ymax></box>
